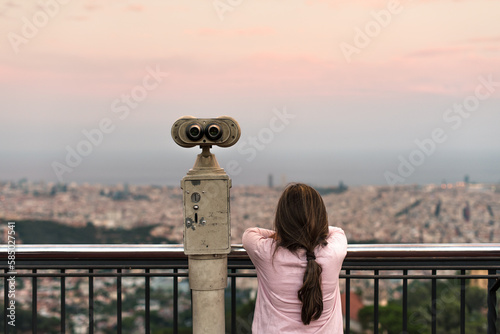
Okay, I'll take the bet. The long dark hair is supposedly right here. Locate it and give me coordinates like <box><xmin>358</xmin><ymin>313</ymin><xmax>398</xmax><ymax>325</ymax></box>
<box><xmin>273</xmin><ymin>183</ymin><xmax>329</xmax><ymax>325</ymax></box>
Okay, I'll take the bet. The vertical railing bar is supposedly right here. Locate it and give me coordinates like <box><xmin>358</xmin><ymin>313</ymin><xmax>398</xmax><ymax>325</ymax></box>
<box><xmin>403</xmin><ymin>269</ymin><xmax>408</xmax><ymax>333</ymax></box>
<box><xmin>117</xmin><ymin>268</ymin><xmax>122</xmax><ymax>334</ymax></box>
<box><xmin>32</xmin><ymin>269</ymin><xmax>37</xmax><ymax>334</ymax></box>
<box><xmin>89</xmin><ymin>269</ymin><xmax>94</xmax><ymax>334</ymax></box>
<box><xmin>487</xmin><ymin>269</ymin><xmax>497</xmax><ymax>334</ymax></box>
<box><xmin>374</xmin><ymin>269</ymin><xmax>379</xmax><ymax>334</ymax></box>
<box><xmin>460</xmin><ymin>269</ymin><xmax>465</xmax><ymax>334</ymax></box>
<box><xmin>145</xmin><ymin>268</ymin><xmax>150</xmax><ymax>334</ymax></box>
<box><xmin>346</xmin><ymin>269</ymin><xmax>350</xmax><ymax>334</ymax></box>
<box><xmin>431</xmin><ymin>269</ymin><xmax>436</xmax><ymax>334</ymax></box>
<box><xmin>61</xmin><ymin>269</ymin><xmax>66</xmax><ymax>334</ymax></box>
<box><xmin>231</xmin><ymin>268</ymin><xmax>236</xmax><ymax>334</ymax></box>
<box><xmin>4</xmin><ymin>269</ymin><xmax>8</xmax><ymax>334</ymax></box>
<box><xmin>173</xmin><ymin>268</ymin><xmax>178</xmax><ymax>334</ymax></box>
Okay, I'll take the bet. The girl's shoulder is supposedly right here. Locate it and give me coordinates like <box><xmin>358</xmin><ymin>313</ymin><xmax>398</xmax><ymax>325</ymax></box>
<box><xmin>242</xmin><ymin>227</ymin><xmax>275</xmax><ymax>247</ymax></box>
<box><xmin>325</xmin><ymin>226</ymin><xmax>348</xmax><ymax>255</ymax></box>
<box><xmin>242</xmin><ymin>227</ymin><xmax>276</xmax><ymax>261</ymax></box>
<box><xmin>327</xmin><ymin>226</ymin><xmax>347</xmax><ymax>242</ymax></box>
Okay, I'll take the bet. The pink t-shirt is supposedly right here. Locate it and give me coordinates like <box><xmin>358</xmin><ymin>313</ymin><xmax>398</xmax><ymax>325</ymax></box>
<box><xmin>242</xmin><ymin>226</ymin><xmax>347</xmax><ymax>334</ymax></box>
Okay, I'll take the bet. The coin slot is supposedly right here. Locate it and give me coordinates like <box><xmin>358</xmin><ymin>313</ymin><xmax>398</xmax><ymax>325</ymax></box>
<box><xmin>191</xmin><ymin>192</ymin><xmax>201</xmax><ymax>203</ymax></box>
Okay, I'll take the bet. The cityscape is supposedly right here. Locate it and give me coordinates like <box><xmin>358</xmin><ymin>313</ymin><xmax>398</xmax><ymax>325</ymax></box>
<box><xmin>1</xmin><ymin>178</ymin><xmax>499</xmax><ymax>246</ymax></box>
<box><xmin>1</xmin><ymin>178</ymin><xmax>498</xmax><ymax>332</ymax></box>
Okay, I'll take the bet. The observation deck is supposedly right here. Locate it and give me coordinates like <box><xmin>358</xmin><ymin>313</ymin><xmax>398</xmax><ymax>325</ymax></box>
<box><xmin>1</xmin><ymin>243</ymin><xmax>499</xmax><ymax>333</ymax></box>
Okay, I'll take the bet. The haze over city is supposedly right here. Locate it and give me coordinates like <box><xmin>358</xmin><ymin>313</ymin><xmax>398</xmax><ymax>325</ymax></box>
<box><xmin>0</xmin><ymin>0</ymin><xmax>499</xmax><ymax>186</ymax></box>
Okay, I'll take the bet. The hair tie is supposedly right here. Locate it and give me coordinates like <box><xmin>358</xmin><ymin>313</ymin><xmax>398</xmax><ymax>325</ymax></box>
<box><xmin>306</xmin><ymin>251</ymin><xmax>316</xmax><ymax>261</ymax></box>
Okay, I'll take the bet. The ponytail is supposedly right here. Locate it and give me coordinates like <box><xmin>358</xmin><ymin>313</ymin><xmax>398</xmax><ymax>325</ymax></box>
<box><xmin>273</xmin><ymin>183</ymin><xmax>329</xmax><ymax>325</ymax></box>
<box><xmin>298</xmin><ymin>251</ymin><xmax>323</xmax><ymax>325</ymax></box>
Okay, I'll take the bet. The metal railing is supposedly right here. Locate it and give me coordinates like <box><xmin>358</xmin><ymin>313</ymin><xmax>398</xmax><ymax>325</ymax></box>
<box><xmin>1</xmin><ymin>244</ymin><xmax>499</xmax><ymax>333</ymax></box>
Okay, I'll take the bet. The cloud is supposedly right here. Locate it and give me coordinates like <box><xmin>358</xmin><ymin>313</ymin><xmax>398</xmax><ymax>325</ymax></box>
<box><xmin>83</xmin><ymin>4</ymin><xmax>102</xmax><ymax>12</ymax></box>
<box><xmin>406</xmin><ymin>46</ymin><xmax>471</xmax><ymax>58</ymax></box>
<box><xmin>405</xmin><ymin>36</ymin><xmax>500</xmax><ymax>59</ymax></box>
<box><xmin>0</xmin><ymin>1</ymin><xmax>20</xmax><ymax>19</ymax></box>
<box><xmin>185</xmin><ymin>27</ymin><xmax>275</xmax><ymax>37</ymax></box>
<box><xmin>2</xmin><ymin>50</ymin><xmax>499</xmax><ymax>101</ymax></box>
<box><xmin>2</xmin><ymin>1</ymin><xmax>19</xmax><ymax>9</ymax></box>
<box><xmin>68</xmin><ymin>15</ymin><xmax>89</xmax><ymax>21</ymax></box>
<box><xmin>125</xmin><ymin>4</ymin><xmax>144</xmax><ymax>12</ymax></box>
<box><xmin>466</xmin><ymin>35</ymin><xmax>500</xmax><ymax>44</ymax></box>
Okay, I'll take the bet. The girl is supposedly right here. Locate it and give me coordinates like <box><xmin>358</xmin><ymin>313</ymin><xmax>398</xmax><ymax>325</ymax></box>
<box><xmin>242</xmin><ymin>183</ymin><xmax>347</xmax><ymax>333</ymax></box>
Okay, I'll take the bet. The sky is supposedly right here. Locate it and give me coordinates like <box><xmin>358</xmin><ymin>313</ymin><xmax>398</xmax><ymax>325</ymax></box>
<box><xmin>0</xmin><ymin>0</ymin><xmax>499</xmax><ymax>187</ymax></box>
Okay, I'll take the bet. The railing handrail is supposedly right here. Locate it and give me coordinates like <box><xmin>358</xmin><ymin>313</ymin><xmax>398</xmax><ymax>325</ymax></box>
<box><xmin>1</xmin><ymin>243</ymin><xmax>500</xmax><ymax>260</ymax></box>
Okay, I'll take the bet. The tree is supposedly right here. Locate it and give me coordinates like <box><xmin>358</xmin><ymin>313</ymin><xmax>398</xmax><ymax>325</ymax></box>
<box><xmin>358</xmin><ymin>278</ymin><xmax>488</xmax><ymax>333</ymax></box>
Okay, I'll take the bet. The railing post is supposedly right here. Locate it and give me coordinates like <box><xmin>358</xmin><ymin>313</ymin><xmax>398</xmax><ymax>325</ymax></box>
<box><xmin>61</xmin><ymin>269</ymin><xmax>66</xmax><ymax>334</ymax></box>
<box><xmin>89</xmin><ymin>269</ymin><xmax>93</xmax><ymax>334</ymax></box>
<box><xmin>173</xmin><ymin>268</ymin><xmax>178</xmax><ymax>334</ymax></box>
<box><xmin>488</xmin><ymin>269</ymin><xmax>498</xmax><ymax>334</ymax></box>
<box><xmin>4</xmin><ymin>269</ymin><xmax>8</xmax><ymax>334</ymax></box>
<box><xmin>345</xmin><ymin>269</ymin><xmax>350</xmax><ymax>334</ymax></box>
<box><xmin>231</xmin><ymin>268</ymin><xmax>236</xmax><ymax>334</ymax></box>
<box><xmin>117</xmin><ymin>268</ymin><xmax>122</xmax><ymax>334</ymax></box>
<box><xmin>374</xmin><ymin>269</ymin><xmax>379</xmax><ymax>334</ymax></box>
<box><xmin>431</xmin><ymin>269</ymin><xmax>436</xmax><ymax>334</ymax></box>
<box><xmin>402</xmin><ymin>269</ymin><xmax>408</xmax><ymax>334</ymax></box>
<box><xmin>460</xmin><ymin>270</ymin><xmax>466</xmax><ymax>334</ymax></box>
<box><xmin>32</xmin><ymin>269</ymin><xmax>37</xmax><ymax>334</ymax></box>
<box><xmin>145</xmin><ymin>268</ymin><xmax>150</xmax><ymax>334</ymax></box>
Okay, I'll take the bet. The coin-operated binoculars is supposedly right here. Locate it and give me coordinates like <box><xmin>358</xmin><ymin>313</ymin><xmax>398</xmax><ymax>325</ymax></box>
<box><xmin>171</xmin><ymin>116</ymin><xmax>241</xmax><ymax>334</ymax></box>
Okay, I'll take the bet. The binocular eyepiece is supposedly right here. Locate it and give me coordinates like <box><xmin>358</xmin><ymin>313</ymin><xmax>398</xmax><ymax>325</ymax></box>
<box><xmin>172</xmin><ymin>116</ymin><xmax>241</xmax><ymax>148</ymax></box>
<box><xmin>186</xmin><ymin>123</ymin><xmax>223</xmax><ymax>141</ymax></box>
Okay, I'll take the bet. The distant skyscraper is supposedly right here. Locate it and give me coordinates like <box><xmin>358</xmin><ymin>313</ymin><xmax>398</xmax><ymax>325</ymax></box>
<box><xmin>280</xmin><ymin>174</ymin><xmax>287</xmax><ymax>187</ymax></box>
<box><xmin>463</xmin><ymin>202</ymin><xmax>471</xmax><ymax>222</ymax></box>
<box><xmin>487</xmin><ymin>204</ymin><xmax>494</xmax><ymax>218</ymax></box>
<box><xmin>268</xmin><ymin>174</ymin><xmax>273</xmax><ymax>188</ymax></box>
<box><xmin>464</xmin><ymin>175</ymin><xmax>470</xmax><ymax>184</ymax></box>
<box><xmin>434</xmin><ymin>200</ymin><xmax>441</xmax><ymax>217</ymax></box>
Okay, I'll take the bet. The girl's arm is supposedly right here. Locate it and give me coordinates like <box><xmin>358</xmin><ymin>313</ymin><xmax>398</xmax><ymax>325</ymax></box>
<box><xmin>328</xmin><ymin>226</ymin><xmax>348</xmax><ymax>254</ymax></box>
<box><xmin>254</xmin><ymin>227</ymin><xmax>275</xmax><ymax>239</ymax></box>
<box><xmin>243</xmin><ymin>227</ymin><xmax>275</xmax><ymax>242</ymax></box>
<box><xmin>242</xmin><ymin>227</ymin><xmax>275</xmax><ymax>253</ymax></box>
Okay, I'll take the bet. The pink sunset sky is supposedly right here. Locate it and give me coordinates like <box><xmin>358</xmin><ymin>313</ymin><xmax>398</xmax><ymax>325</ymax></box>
<box><xmin>0</xmin><ymin>0</ymin><xmax>499</xmax><ymax>186</ymax></box>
